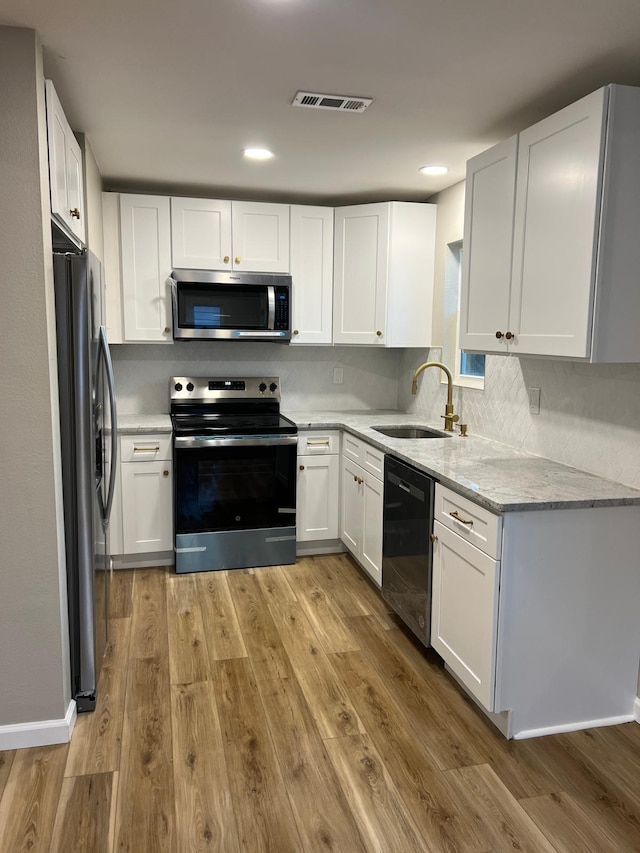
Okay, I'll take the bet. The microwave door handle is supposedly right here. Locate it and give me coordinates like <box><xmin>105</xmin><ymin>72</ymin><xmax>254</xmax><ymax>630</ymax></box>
<box><xmin>267</xmin><ymin>285</ymin><xmax>275</xmax><ymax>330</ymax></box>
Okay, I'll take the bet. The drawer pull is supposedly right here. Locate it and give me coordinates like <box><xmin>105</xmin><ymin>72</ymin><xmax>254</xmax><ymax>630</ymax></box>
<box><xmin>134</xmin><ymin>445</ymin><xmax>160</xmax><ymax>453</ymax></box>
<box><xmin>450</xmin><ymin>510</ymin><xmax>473</xmax><ymax>526</ymax></box>
<box><xmin>306</xmin><ymin>440</ymin><xmax>330</xmax><ymax>446</ymax></box>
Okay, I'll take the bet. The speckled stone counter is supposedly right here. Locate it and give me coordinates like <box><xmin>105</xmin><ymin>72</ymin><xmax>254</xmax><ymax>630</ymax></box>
<box><xmin>117</xmin><ymin>414</ymin><xmax>172</xmax><ymax>434</ymax></box>
<box><xmin>284</xmin><ymin>410</ymin><xmax>640</xmax><ymax>512</ymax></box>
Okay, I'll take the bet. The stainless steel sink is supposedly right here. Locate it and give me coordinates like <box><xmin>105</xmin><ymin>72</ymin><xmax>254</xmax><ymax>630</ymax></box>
<box><xmin>372</xmin><ymin>425</ymin><xmax>451</xmax><ymax>439</ymax></box>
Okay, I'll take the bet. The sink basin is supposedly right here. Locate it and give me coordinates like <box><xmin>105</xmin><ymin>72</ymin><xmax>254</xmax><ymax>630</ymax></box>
<box><xmin>372</xmin><ymin>425</ymin><xmax>451</xmax><ymax>439</ymax></box>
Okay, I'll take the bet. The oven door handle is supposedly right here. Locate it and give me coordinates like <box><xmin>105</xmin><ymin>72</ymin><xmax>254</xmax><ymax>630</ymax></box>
<box><xmin>174</xmin><ymin>434</ymin><xmax>298</xmax><ymax>448</ymax></box>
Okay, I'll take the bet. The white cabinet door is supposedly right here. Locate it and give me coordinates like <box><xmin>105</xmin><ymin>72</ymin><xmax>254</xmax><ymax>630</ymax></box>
<box><xmin>231</xmin><ymin>202</ymin><xmax>290</xmax><ymax>272</ymax></box>
<box><xmin>431</xmin><ymin>520</ymin><xmax>500</xmax><ymax>710</ymax></box>
<box><xmin>170</xmin><ymin>197</ymin><xmax>232</xmax><ymax>270</ymax></box>
<box><xmin>333</xmin><ymin>203</ymin><xmax>389</xmax><ymax>345</ymax></box>
<box><xmin>460</xmin><ymin>136</ymin><xmax>517</xmax><ymax>354</ymax></box>
<box><xmin>341</xmin><ymin>456</ymin><xmax>362</xmax><ymax>555</ymax></box>
<box><xmin>360</xmin><ymin>472</ymin><xmax>383</xmax><ymax>587</ymax></box>
<box><xmin>45</xmin><ymin>79</ymin><xmax>86</xmax><ymax>244</ymax></box>
<box><xmin>120</xmin><ymin>194</ymin><xmax>173</xmax><ymax>342</ymax></box>
<box><xmin>509</xmin><ymin>88</ymin><xmax>607</xmax><ymax>358</ymax></box>
<box><xmin>290</xmin><ymin>205</ymin><xmax>333</xmax><ymax>344</ymax></box>
<box><xmin>297</xmin><ymin>454</ymin><xmax>339</xmax><ymax>541</ymax></box>
<box><xmin>121</xmin><ymin>460</ymin><xmax>173</xmax><ymax>553</ymax></box>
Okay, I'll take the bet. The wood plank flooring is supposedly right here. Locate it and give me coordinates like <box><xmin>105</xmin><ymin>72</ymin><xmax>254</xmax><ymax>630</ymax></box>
<box><xmin>2</xmin><ymin>553</ymin><xmax>640</xmax><ymax>852</ymax></box>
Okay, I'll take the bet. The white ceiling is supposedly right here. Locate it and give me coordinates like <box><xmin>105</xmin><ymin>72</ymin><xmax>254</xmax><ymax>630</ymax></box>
<box><xmin>3</xmin><ymin>0</ymin><xmax>640</xmax><ymax>203</ymax></box>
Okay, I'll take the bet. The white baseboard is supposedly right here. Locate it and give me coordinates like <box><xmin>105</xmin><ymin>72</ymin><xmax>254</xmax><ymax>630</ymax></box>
<box><xmin>0</xmin><ymin>700</ymin><xmax>77</xmax><ymax>750</ymax></box>
<box><xmin>112</xmin><ymin>551</ymin><xmax>174</xmax><ymax>570</ymax></box>
<box><xmin>513</xmin><ymin>713</ymin><xmax>634</xmax><ymax>740</ymax></box>
<box><xmin>634</xmin><ymin>696</ymin><xmax>640</xmax><ymax>724</ymax></box>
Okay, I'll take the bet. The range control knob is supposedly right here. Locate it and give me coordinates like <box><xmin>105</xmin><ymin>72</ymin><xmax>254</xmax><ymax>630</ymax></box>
<box><xmin>186</xmin><ymin>382</ymin><xmax>194</xmax><ymax>392</ymax></box>
<box><xmin>174</xmin><ymin>382</ymin><xmax>183</xmax><ymax>392</ymax></box>
<box><xmin>259</xmin><ymin>382</ymin><xmax>267</xmax><ymax>393</ymax></box>
<box><xmin>269</xmin><ymin>382</ymin><xmax>278</xmax><ymax>393</ymax></box>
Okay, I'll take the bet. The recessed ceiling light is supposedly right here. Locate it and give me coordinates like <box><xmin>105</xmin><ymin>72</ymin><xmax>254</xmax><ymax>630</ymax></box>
<box><xmin>242</xmin><ymin>147</ymin><xmax>274</xmax><ymax>161</ymax></box>
<box><xmin>419</xmin><ymin>164</ymin><xmax>448</xmax><ymax>176</ymax></box>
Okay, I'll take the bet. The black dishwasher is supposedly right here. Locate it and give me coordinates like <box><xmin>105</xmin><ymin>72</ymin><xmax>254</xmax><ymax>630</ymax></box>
<box><xmin>382</xmin><ymin>456</ymin><xmax>436</xmax><ymax>646</ymax></box>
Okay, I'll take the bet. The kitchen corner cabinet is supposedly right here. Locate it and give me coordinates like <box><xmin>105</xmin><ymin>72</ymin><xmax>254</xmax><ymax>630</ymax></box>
<box><xmin>296</xmin><ymin>431</ymin><xmax>340</xmax><ymax>543</ymax></box>
<box><xmin>431</xmin><ymin>483</ymin><xmax>640</xmax><ymax>739</ymax></box>
<box><xmin>171</xmin><ymin>197</ymin><xmax>290</xmax><ymax>273</ymax></box>
<box><xmin>340</xmin><ymin>434</ymin><xmax>384</xmax><ymax>586</ymax></box>
<box><xmin>461</xmin><ymin>84</ymin><xmax>640</xmax><ymax>361</ymax></box>
<box><xmin>289</xmin><ymin>205</ymin><xmax>334</xmax><ymax>344</ymax></box>
<box><xmin>45</xmin><ymin>79</ymin><xmax>86</xmax><ymax>245</ymax></box>
<box><xmin>120</xmin><ymin>194</ymin><xmax>173</xmax><ymax>342</ymax></box>
<box><xmin>333</xmin><ymin>202</ymin><xmax>436</xmax><ymax>346</ymax></box>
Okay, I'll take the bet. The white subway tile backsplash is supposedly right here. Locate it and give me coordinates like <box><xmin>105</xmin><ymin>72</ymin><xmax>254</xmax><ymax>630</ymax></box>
<box><xmin>111</xmin><ymin>342</ymin><xmax>401</xmax><ymax>415</ymax></box>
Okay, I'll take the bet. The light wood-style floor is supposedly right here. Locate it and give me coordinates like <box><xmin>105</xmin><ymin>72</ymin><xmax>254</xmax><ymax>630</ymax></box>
<box><xmin>1</xmin><ymin>555</ymin><xmax>640</xmax><ymax>852</ymax></box>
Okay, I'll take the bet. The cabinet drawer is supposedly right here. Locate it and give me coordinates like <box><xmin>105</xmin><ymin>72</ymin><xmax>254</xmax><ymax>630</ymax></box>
<box><xmin>435</xmin><ymin>484</ymin><xmax>502</xmax><ymax>559</ymax></box>
<box><xmin>298</xmin><ymin>430</ymin><xmax>340</xmax><ymax>455</ymax></box>
<box><xmin>341</xmin><ymin>432</ymin><xmax>384</xmax><ymax>479</ymax></box>
<box><xmin>120</xmin><ymin>433</ymin><xmax>172</xmax><ymax>462</ymax></box>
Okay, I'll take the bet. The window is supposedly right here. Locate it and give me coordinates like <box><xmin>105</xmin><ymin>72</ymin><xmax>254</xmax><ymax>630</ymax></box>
<box><xmin>442</xmin><ymin>241</ymin><xmax>485</xmax><ymax>389</ymax></box>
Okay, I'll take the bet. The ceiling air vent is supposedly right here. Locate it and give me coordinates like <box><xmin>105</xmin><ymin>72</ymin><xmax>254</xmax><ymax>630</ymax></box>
<box><xmin>292</xmin><ymin>91</ymin><xmax>373</xmax><ymax>113</ymax></box>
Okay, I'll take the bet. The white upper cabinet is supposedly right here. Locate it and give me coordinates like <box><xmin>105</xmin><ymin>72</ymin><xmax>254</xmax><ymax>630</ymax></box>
<box><xmin>289</xmin><ymin>205</ymin><xmax>334</xmax><ymax>344</ymax></box>
<box><xmin>171</xmin><ymin>198</ymin><xmax>232</xmax><ymax>269</ymax></box>
<box><xmin>171</xmin><ymin>198</ymin><xmax>289</xmax><ymax>273</ymax></box>
<box><xmin>333</xmin><ymin>202</ymin><xmax>436</xmax><ymax>346</ymax></box>
<box><xmin>119</xmin><ymin>194</ymin><xmax>173</xmax><ymax>342</ymax></box>
<box><xmin>45</xmin><ymin>79</ymin><xmax>86</xmax><ymax>245</ymax></box>
<box><xmin>460</xmin><ymin>136</ymin><xmax>517</xmax><ymax>353</ymax></box>
<box><xmin>461</xmin><ymin>85</ymin><xmax>640</xmax><ymax>362</ymax></box>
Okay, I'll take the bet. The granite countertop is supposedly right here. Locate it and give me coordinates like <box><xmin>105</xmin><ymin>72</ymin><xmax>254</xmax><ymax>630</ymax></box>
<box><xmin>283</xmin><ymin>409</ymin><xmax>640</xmax><ymax>513</ymax></box>
<box><xmin>117</xmin><ymin>414</ymin><xmax>172</xmax><ymax>434</ymax></box>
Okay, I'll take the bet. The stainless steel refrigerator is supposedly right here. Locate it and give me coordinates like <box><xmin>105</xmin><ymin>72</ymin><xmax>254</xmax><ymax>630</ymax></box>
<box><xmin>54</xmin><ymin>250</ymin><xmax>117</xmax><ymax>712</ymax></box>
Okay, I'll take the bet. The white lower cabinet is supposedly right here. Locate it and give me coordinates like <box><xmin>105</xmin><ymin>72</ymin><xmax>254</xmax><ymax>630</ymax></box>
<box><xmin>296</xmin><ymin>431</ymin><xmax>340</xmax><ymax>543</ymax></box>
<box><xmin>111</xmin><ymin>433</ymin><xmax>174</xmax><ymax>564</ymax></box>
<box><xmin>340</xmin><ymin>435</ymin><xmax>384</xmax><ymax>586</ymax></box>
<box><xmin>431</xmin><ymin>482</ymin><xmax>640</xmax><ymax>739</ymax></box>
<box><xmin>431</xmin><ymin>520</ymin><xmax>500</xmax><ymax>711</ymax></box>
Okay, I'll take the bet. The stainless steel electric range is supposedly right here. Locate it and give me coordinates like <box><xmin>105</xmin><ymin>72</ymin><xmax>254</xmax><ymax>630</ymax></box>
<box><xmin>170</xmin><ymin>376</ymin><xmax>298</xmax><ymax>573</ymax></box>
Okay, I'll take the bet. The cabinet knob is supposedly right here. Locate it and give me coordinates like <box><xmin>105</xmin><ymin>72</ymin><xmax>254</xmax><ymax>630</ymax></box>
<box><xmin>505</xmin><ymin>331</ymin><xmax>514</xmax><ymax>340</ymax></box>
<box><xmin>430</xmin><ymin>534</ymin><xmax>438</xmax><ymax>543</ymax></box>
<box><xmin>70</xmin><ymin>207</ymin><xmax>80</xmax><ymax>219</ymax></box>
<box><xmin>376</xmin><ymin>330</ymin><xmax>383</xmax><ymax>337</ymax></box>
<box><xmin>358</xmin><ymin>476</ymin><xmax>364</xmax><ymax>484</ymax></box>
<box><xmin>163</xmin><ymin>470</ymin><xmax>169</xmax><ymax>477</ymax></box>
<box><xmin>223</xmin><ymin>256</ymin><xmax>230</xmax><ymax>264</ymax></box>
<box><xmin>235</xmin><ymin>257</ymin><xmax>241</xmax><ymax>264</ymax></box>
<box><xmin>495</xmin><ymin>331</ymin><xmax>504</xmax><ymax>339</ymax></box>
<box><xmin>354</xmin><ymin>475</ymin><xmax>358</xmax><ymax>482</ymax></box>
<box><xmin>299</xmin><ymin>465</ymin><xmax>305</xmax><ymax>471</ymax></box>
<box><xmin>293</xmin><ymin>329</ymin><xmax>299</xmax><ymax>335</ymax></box>
<box><xmin>164</xmin><ymin>327</ymin><xmax>170</xmax><ymax>334</ymax></box>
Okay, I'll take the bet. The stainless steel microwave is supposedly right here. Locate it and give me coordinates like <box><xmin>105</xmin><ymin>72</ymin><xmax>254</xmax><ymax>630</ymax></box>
<box><xmin>169</xmin><ymin>269</ymin><xmax>292</xmax><ymax>342</ymax></box>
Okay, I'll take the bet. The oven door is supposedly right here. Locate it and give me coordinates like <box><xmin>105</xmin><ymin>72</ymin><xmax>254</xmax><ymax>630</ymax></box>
<box><xmin>173</xmin><ymin>434</ymin><xmax>297</xmax><ymax>572</ymax></box>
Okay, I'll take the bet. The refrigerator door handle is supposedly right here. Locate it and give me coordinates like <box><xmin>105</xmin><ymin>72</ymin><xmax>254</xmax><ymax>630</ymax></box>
<box><xmin>99</xmin><ymin>325</ymin><xmax>118</xmax><ymax>524</ymax></box>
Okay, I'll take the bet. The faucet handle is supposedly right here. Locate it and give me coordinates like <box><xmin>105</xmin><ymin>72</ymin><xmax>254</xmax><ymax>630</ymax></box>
<box><xmin>441</xmin><ymin>413</ymin><xmax>460</xmax><ymax>423</ymax></box>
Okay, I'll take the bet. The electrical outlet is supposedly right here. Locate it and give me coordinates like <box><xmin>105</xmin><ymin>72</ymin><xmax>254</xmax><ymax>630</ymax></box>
<box><xmin>333</xmin><ymin>367</ymin><xmax>344</xmax><ymax>385</ymax></box>
<box><xmin>529</xmin><ymin>386</ymin><xmax>541</xmax><ymax>415</ymax></box>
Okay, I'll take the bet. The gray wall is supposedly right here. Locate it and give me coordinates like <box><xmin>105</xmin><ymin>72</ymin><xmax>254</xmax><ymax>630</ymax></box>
<box><xmin>0</xmin><ymin>27</ymin><xmax>70</xmax><ymax>726</ymax></box>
